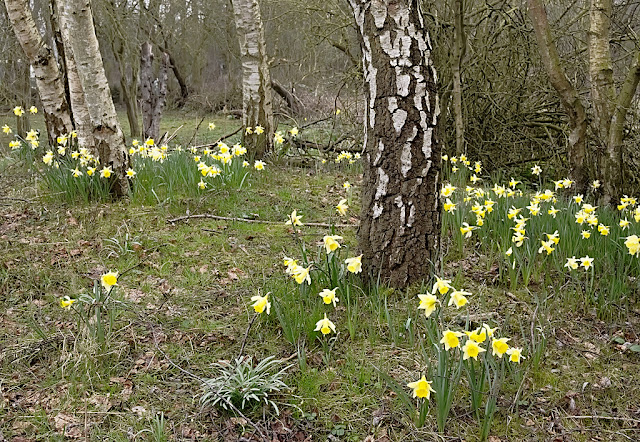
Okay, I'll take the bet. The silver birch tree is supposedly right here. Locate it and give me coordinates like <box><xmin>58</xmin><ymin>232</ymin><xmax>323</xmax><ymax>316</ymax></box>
<box><xmin>231</xmin><ymin>0</ymin><xmax>274</xmax><ymax>158</ymax></box>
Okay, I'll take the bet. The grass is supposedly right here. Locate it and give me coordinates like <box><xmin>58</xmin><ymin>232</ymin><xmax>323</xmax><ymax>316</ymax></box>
<box><xmin>1</xmin><ymin>112</ymin><xmax>640</xmax><ymax>441</ymax></box>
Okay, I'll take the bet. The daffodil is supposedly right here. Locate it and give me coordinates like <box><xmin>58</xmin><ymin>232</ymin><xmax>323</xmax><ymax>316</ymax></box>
<box><xmin>101</xmin><ymin>271</ymin><xmax>118</xmax><ymax>290</ymax></box>
<box><xmin>208</xmin><ymin>122</ymin><xmax>216</xmax><ymax>130</ymax></box>
<box><xmin>620</xmin><ymin>218</ymin><xmax>630</xmax><ymax>230</ymax></box>
<box><xmin>126</xmin><ymin>168</ymin><xmax>136</xmax><ymax>178</ymax></box>
<box><xmin>491</xmin><ymin>337</ymin><xmax>510</xmax><ymax>358</ymax></box>
<box><xmin>443</xmin><ymin>198</ymin><xmax>456</xmax><ymax>213</ymax></box>
<box><xmin>431</xmin><ymin>276</ymin><xmax>452</xmax><ymax>295</ymax></box>
<box><xmin>417</xmin><ymin>294</ymin><xmax>439</xmax><ymax>317</ymax></box>
<box><xmin>72</xmin><ymin>167</ymin><xmax>82</xmax><ymax>177</ymax></box>
<box><xmin>100</xmin><ymin>166</ymin><xmax>112</xmax><ymax>178</ymax></box>
<box><xmin>407</xmin><ymin>376</ymin><xmax>435</xmax><ymax>399</ymax></box>
<box><xmin>465</xmin><ymin>327</ymin><xmax>487</xmax><ymax>343</ymax></box>
<box><xmin>343</xmin><ymin>181</ymin><xmax>351</xmax><ymax>190</ymax></box>
<box><xmin>624</xmin><ymin>235</ymin><xmax>640</xmax><ymax>256</ymax></box>
<box><xmin>581</xmin><ymin>230</ymin><xmax>591</xmax><ymax>239</ymax></box>
<box><xmin>440</xmin><ymin>330</ymin><xmax>464</xmax><ymax>351</ymax></box>
<box><xmin>251</xmin><ymin>293</ymin><xmax>271</xmax><ymax>314</ymax></box>
<box><xmin>482</xmin><ymin>323</ymin><xmax>497</xmax><ymax>338</ymax></box>
<box><xmin>448</xmin><ymin>290</ymin><xmax>469</xmax><ymax>309</ymax></box>
<box><xmin>254</xmin><ymin>125</ymin><xmax>264</xmax><ymax>135</ymax></box>
<box><xmin>319</xmin><ymin>288</ymin><xmax>339</xmax><ymax>307</ymax></box>
<box><xmin>548</xmin><ymin>206</ymin><xmax>560</xmax><ymax>218</ymax></box>
<box><xmin>441</xmin><ymin>183</ymin><xmax>456</xmax><ymax>197</ymax></box>
<box><xmin>289</xmin><ymin>127</ymin><xmax>298</xmax><ymax>137</ymax></box>
<box><xmin>323</xmin><ymin>235</ymin><xmax>343</xmax><ymax>254</ymax></box>
<box><xmin>580</xmin><ymin>256</ymin><xmax>594</xmax><ymax>270</ymax></box>
<box><xmin>245</xmin><ymin>126</ymin><xmax>253</xmax><ymax>135</ymax></box>
<box><xmin>462</xmin><ymin>339</ymin><xmax>486</xmax><ymax>360</ymax></box>
<box><xmin>285</xmin><ymin>210</ymin><xmax>303</xmax><ymax>226</ymax></box>
<box><xmin>538</xmin><ymin>239</ymin><xmax>555</xmax><ymax>255</ymax></box>
<box><xmin>345</xmin><ymin>255</ymin><xmax>362</xmax><ymax>273</ymax></box>
<box><xmin>60</xmin><ymin>296</ymin><xmax>76</xmax><ymax>309</ymax></box>
<box><xmin>597</xmin><ymin>224</ymin><xmax>610</xmax><ymax>236</ymax></box>
<box><xmin>505</xmin><ymin>246</ymin><xmax>513</xmax><ymax>257</ymax></box>
<box><xmin>2</xmin><ymin>124</ymin><xmax>11</xmax><ymax>134</ymax></box>
<box><xmin>13</xmin><ymin>106</ymin><xmax>24</xmax><ymax>116</ymax></box>
<box><xmin>292</xmin><ymin>266</ymin><xmax>311</xmax><ymax>285</ymax></box>
<box><xmin>460</xmin><ymin>222</ymin><xmax>477</xmax><ymax>238</ymax></box>
<box><xmin>336</xmin><ymin>199</ymin><xmax>349</xmax><ymax>216</ymax></box>
<box><xmin>87</xmin><ymin>167</ymin><xmax>96</xmax><ymax>176</ymax></box>
<box><xmin>531</xmin><ymin>164</ymin><xmax>542</xmax><ymax>175</ymax></box>
<box><xmin>254</xmin><ymin>160</ymin><xmax>265</xmax><ymax>170</ymax></box>
<box><xmin>315</xmin><ymin>313</ymin><xmax>336</xmax><ymax>335</ymax></box>
<box><xmin>507</xmin><ymin>347</ymin><xmax>525</xmax><ymax>363</ymax></box>
<box><xmin>591</xmin><ymin>180</ymin><xmax>601</xmax><ymax>189</ymax></box>
<box><xmin>198</xmin><ymin>180</ymin><xmax>207</xmax><ymax>190</ymax></box>
<box><xmin>565</xmin><ymin>256</ymin><xmax>579</xmax><ymax>270</ymax></box>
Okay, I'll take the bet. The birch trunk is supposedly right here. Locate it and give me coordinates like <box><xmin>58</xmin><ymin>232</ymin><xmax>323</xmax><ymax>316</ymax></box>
<box><xmin>60</xmin><ymin>0</ymin><xmax>130</xmax><ymax>197</ymax></box>
<box><xmin>349</xmin><ymin>0</ymin><xmax>441</xmax><ymax>288</ymax></box>
<box><xmin>231</xmin><ymin>0</ymin><xmax>274</xmax><ymax>158</ymax></box>
<box><xmin>5</xmin><ymin>0</ymin><xmax>73</xmax><ymax>145</ymax></box>
<box><xmin>527</xmin><ymin>0</ymin><xmax>589</xmax><ymax>192</ymax></box>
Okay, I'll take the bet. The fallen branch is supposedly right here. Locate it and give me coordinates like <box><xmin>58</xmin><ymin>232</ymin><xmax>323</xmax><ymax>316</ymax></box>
<box><xmin>190</xmin><ymin>127</ymin><xmax>243</xmax><ymax>150</ymax></box>
<box><xmin>167</xmin><ymin>213</ymin><xmax>355</xmax><ymax>228</ymax></box>
<box><xmin>563</xmin><ymin>415</ymin><xmax>640</xmax><ymax>424</ymax></box>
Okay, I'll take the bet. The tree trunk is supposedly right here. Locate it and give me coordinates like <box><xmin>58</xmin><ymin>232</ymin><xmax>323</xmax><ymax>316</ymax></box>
<box><xmin>60</xmin><ymin>0</ymin><xmax>130</xmax><ymax>197</ymax></box>
<box><xmin>4</xmin><ymin>0</ymin><xmax>74</xmax><ymax>145</ymax></box>
<box><xmin>527</xmin><ymin>0</ymin><xmax>589</xmax><ymax>193</ymax></box>
<box><xmin>452</xmin><ymin>0</ymin><xmax>465</xmax><ymax>155</ymax></box>
<box><xmin>349</xmin><ymin>0</ymin><xmax>441</xmax><ymax>288</ymax></box>
<box><xmin>231</xmin><ymin>0</ymin><xmax>274</xmax><ymax>158</ymax></box>
<box><xmin>140</xmin><ymin>41</ymin><xmax>168</xmax><ymax>142</ymax></box>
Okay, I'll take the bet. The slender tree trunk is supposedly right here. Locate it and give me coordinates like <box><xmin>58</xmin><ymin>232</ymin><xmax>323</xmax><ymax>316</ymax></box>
<box><xmin>4</xmin><ymin>0</ymin><xmax>73</xmax><ymax>145</ymax></box>
<box><xmin>114</xmin><ymin>43</ymin><xmax>140</xmax><ymax>139</ymax></box>
<box><xmin>60</xmin><ymin>0</ymin><xmax>130</xmax><ymax>197</ymax></box>
<box><xmin>452</xmin><ymin>0</ymin><xmax>465</xmax><ymax>155</ymax></box>
<box><xmin>231</xmin><ymin>0</ymin><xmax>274</xmax><ymax>158</ymax></box>
<box><xmin>527</xmin><ymin>0</ymin><xmax>589</xmax><ymax>193</ymax></box>
<box><xmin>140</xmin><ymin>41</ymin><xmax>168</xmax><ymax>142</ymax></box>
<box><xmin>349</xmin><ymin>0</ymin><xmax>441</xmax><ymax>288</ymax></box>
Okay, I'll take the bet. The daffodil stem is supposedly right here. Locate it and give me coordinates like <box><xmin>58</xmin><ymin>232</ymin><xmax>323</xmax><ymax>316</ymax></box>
<box><xmin>238</xmin><ymin>314</ymin><xmax>258</xmax><ymax>359</ymax></box>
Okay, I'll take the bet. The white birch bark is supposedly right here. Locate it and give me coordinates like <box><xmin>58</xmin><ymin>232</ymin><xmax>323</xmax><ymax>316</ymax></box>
<box><xmin>231</xmin><ymin>0</ymin><xmax>274</xmax><ymax>158</ymax></box>
<box><xmin>59</xmin><ymin>0</ymin><xmax>130</xmax><ymax>196</ymax></box>
<box><xmin>4</xmin><ymin>0</ymin><xmax>74</xmax><ymax>144</ymax></box>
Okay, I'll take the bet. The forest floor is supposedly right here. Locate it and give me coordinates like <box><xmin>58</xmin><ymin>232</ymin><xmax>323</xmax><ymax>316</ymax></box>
<box><xmin>1</xmin><ymin>112</ymin><xmax>640</xmax><ymax>441</ymax></box>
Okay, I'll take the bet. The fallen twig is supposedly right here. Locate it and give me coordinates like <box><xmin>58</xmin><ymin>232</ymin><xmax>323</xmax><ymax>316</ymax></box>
<box><xmin>167</xmin><ymin>213</ymin><xmax>355</xmax><ymax>228</ymax></box>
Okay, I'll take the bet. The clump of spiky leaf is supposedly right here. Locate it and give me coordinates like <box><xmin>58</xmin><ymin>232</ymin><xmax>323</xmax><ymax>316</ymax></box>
<box><xmin>200</xmin><ymin>355</ymin><xmax>291</xmax><ymax>415</ymax></box>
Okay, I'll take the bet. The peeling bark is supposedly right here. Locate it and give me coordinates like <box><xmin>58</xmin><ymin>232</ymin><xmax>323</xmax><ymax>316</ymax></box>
<box><xmin>349</xmin><ymin>0</ymin><xmax>441</xmax><ymax>288</ymax></box>
<box><xmin>231</xmin><ymin>0</ymin><xmax>274</xmax><ymax>158</ymax></box>
<box><xmin>5</xmin><ymin>0</ymin><xmax>73</xmax><ymax>145</ymax></box>
<box><xmin>60</xmin><ymin>0</ymin><xmax>130</xmax><ymax>197</ymax></box>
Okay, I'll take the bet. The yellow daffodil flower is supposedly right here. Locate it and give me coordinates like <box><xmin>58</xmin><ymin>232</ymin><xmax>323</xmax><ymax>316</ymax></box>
<box><xmin>314</xmin><ymin>313</ymin><xmax>336</xmax><ymax>335</ymax></box>
<box><xmin>417</xmin><ymin>294</ymin><xmax>439</xmax><ymax>317</ymax></box>
<box><xmin>624</xmin><ymin>235</ymin><xmax>640</xmax><ymax>256</ymax></box>
<box><xmin>60</xmin><ymin>296</ymin><xmax>76</xmax><ymax>309</ymax></box>
<box><xmin>407</xmin><ymin>376</ymin><xmax>435</xmax><ymax>399</ymax></box>
<box><xmin>336</xmin><ymin>199</ymin><xmax>348</xmax><ymax>216</ymax></box>
<box><xmin>323</xmin><ymin>235</ymin><xmax>343</xmax><ymax>254</ymax></box>
<box><xmin>101</xmin><ymin>271</ymin><xmax>118</xmax><ymax>290</ymax></box>
<box><xmin>491</xmin><ymin>337</ymin><xmax>510</xmax><ymax>357</ymax></box>
<box><xmin>440</xmin><ymin>330</ymin><xmax>464</xmax><ymax>351</ymax></box>
<box><xmin>580</xmin><ymin>256</ymin><xmax>594</xmax><ymax>269</ymax></box>
<box><xmin>250</xmin><ymin>293</ymin><xmax>270</xmax><ymax>314</ymax></box>
<box><xmin>319</xmin><ymin>288</ymin><xmax>339</xmax><ymax>307</ymax></box>
<box><xmin>507</xmin><ymin>347</ymin><xmax>525</xmax><ymax>363</ymax></box>
<box><xmin>345</xmin><ymin>255</ymin><xmax>362</xmax><ymax>274</ymax></box>
<box><xmin>462</xmin><ymin>339</ymin><xmax>486</xmax><ymax>360</ymax></box>
<box><xmin>431</xmin><ymin>276</ymin><xmax>452</xmax><ymax>295</ymax></box>
<box><xmin>254</xmin><ymin>160</ymin><xmax>265</xmax><ymax>170</ymax></box>
<box><xmin>285</xmin><ymin>210</ymin><xmax>303</xmax><ymax>227</ymax></box>
<box><xmin>448</xmin><ymin>290</ymin><xmax>470</xmax><ymax>309</ymax></box>
<box><xmin>565</xmin><ymin>256</ymin><xmax>579</xmax><ymax>270</ymax></box>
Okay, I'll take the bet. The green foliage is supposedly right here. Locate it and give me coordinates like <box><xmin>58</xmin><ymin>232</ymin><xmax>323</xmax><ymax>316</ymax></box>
<box><xmin>200</xmin><ymin>356</ymin><xmax>292</xmax><ymax>415</ymax></box>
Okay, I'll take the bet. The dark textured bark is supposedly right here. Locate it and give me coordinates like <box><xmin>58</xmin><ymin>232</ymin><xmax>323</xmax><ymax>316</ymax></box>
<box><xmin>140</xmin><ymin>41</ymin><xmax>168</xmax><ymax>141</ymax></box>
<box><xmin>271</xmin><ymin>80</ymin><xmax>305</xmax><ymax>115</ymax></box>
<box><xmin>349</xmin><ymin>0</ymin><xmax>441</xmax><ymax>288</ymax></box>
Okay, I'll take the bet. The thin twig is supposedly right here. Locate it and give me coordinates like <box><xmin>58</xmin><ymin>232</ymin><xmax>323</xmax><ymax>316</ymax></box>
<box><xmin>564</xmin><ymin>415</ymin><xmax>640</xmax><ymax>423</ymax></box>
<box><xmin>167</xmin><ymin>213</ymin><xmax>355</xmax><ymax>228</ymax></box>
<box><xmin>238</xmin><ymin>315</ymin><xmax>257</xmax><ymax>359</ymax></box>
<box><xmin>186</xmin><ymin>116</ymin><xmax>206</xmax><ymax>147</ymax></box>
